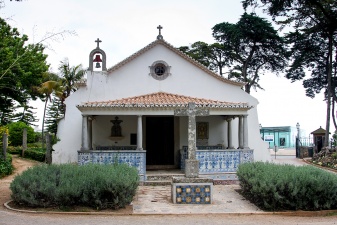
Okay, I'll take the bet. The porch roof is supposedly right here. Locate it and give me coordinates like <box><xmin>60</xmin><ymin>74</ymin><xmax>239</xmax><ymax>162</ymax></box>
<box><xmin>77</xmin><ymin>92</ymin><xmax>251</xmax><ymax>110</ymax></box>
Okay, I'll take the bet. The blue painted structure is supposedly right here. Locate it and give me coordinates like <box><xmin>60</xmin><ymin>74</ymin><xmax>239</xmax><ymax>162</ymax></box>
<box><xmin>180</xmin><ymin>146</ymin><xmax>254</xmax><ymax>180</ymax></box>
<box><xmin>78</xmin><ymin>149</ymin><xmax>146</xmax><ymax>181</ymax></box>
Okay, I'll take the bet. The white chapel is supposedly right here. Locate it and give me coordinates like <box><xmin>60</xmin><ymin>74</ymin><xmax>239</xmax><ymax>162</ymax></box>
<box><xmin>53</xmin><ymin>26</ymin><xmax>270</xmax><ymax>180</ymax></box>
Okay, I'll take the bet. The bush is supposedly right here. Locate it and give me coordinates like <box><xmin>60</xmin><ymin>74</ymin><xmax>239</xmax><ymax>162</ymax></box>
<box><xmin>237</xmin><ymin>162</ymin><xmax>337</xmax><ymax>211</ymax></box>
<box><xmin>10</xmin><ymin>163</ymin><xmax>139</xmax><ymax>210</ymax></box>
<box><xmin>7</xmin><ymin>145</ymin><xmax>45</xmax><ymax>161</ymax></box>
<box><xmin>8</xmin><ymin>122</ymin><xmax>36</xmax><ymax>146</ymax></box>
<box><xmin>23</xmin><ymin>150</ymin><xmax>45</xmax><ymax>162</ymax></box>
<box><xmin>7</xmin><ymin>146</ymin><xmax>22</xmax><ymax>155</ymax></box>
<box><xmin>0</xmin><ymin>154</ymin><xmax>13</xmax><ymax>178</ymax></box>
<box><xmin>0</xmin><ymin>125</ymin><xmax>9</xmax><ymax>146</ymax></box>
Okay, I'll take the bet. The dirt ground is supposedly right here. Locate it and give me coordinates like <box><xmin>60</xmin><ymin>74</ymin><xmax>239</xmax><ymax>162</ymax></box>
<box><xmin>0</xmin><ymin>155</ymin><xmax>39</xmax><ymax>208</ymax></box>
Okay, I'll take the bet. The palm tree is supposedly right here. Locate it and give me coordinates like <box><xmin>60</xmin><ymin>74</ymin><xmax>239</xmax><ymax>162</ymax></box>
<box><xmin>59</xmin><ymin>60</ymin><xmax>85</xmax><ymax>97</ymax></box>
<box><xmin>38</xmin><ymin>80</ymin><xmax>63</xmax><ymax>150</ymax></box>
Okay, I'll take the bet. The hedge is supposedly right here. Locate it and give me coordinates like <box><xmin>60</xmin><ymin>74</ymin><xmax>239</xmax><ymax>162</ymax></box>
<box><xmin>22</xmin><ymin>150</ymin><xmax>45</xmax><ymax>162</ymax></box>
<box><xmin>0</xmin><ymin>154</ymin><xmax>13</xmax><ymax>178</ymax></box>
<box><xmin>237</xmin><ymin>162</ymin><xmax>337</xmax><ymax>211</ymax></box>
<box><xmin>7</xmin><ymin>146</ymin><xmax>45</xmax><ymax>162</ymax></box>
<box><xmin>10</xmin><ymin>163</ymin><xmax>139</xmax><ymax>210</ymax></box>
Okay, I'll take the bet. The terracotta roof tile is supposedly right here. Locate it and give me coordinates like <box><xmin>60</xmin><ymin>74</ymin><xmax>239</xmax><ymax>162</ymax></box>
<box><xmin>77</xmin><ymin>92</ymin><xmax>250</xmax><ymax>109</ymax></box>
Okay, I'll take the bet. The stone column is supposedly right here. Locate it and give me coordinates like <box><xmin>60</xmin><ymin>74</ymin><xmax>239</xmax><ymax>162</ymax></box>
<box><xmin>81</xmin><ymin>115</ymin><xmax>89</xmax><ymax>150</ymax></box>
<box><xmin>22</xmin><ymin>128</ymin><xmax>27</xmax><ymax>157</ymax></box>
<box><xmin>88</xmin><ymin>116</ymin><xmax>93</xmax><ymax>150</ymax></box>
<box><xmin>243</xmin><ymin>115</ymin><xmax>249</xmax><ymax>149</ymax></box>
<box><xmin>223</xmin><ymin>120</ymin><xmax>228</xmax><ymax>148</ymax></box>
<box><xmin>227</xmin><ymin>118</ymin><xmax>234</xmax><ymax>149</ymax></box>
<box><xmin>174</xmin><ymin>103</ymin><xmax>209</xmax><ymax>178</ymax></box>
<box><xmin>137</xmin><ymin>115</ymin><xmax>143</xmax><ymax>150</ymax></box>
<box><xmin>238</xmin><ymin>116</ymin><xmax>244</xmax><ymax>149</ymax></box>
<box><xmin>185</xmin><ymin>106</ymin><xmax>198</xmax><ymax>178</ymax></box>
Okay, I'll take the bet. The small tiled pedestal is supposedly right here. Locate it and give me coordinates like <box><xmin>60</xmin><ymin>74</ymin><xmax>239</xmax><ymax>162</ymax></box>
<box><xmin>172</xmin><ymin>177</ymin><xmax>213</xmax><ymax>204</ymax></box>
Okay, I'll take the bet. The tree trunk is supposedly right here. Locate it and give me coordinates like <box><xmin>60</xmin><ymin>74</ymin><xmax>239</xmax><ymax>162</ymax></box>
<box><xmin>325</xmin><ymin>93</ymin><xmax>331</xmax><ymax>147</ymax></box>
<box><xmin>41</xmin><ymin>97</ymin><xmax>49</xmax><ymax>150</ymax></box>
<box><xmin>332</xmin><ymin>100</ymin><xmax>337</xmax><ymax>131</ymax></box>
<box><xmin>324</xmin><ymin>35</ymin><xmax>334</xmax><ymax>147</ymax></box>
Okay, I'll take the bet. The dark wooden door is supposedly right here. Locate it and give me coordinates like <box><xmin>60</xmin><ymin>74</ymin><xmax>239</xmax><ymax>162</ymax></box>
<box><xmin>146</xmin><ymin>117</ymin><xmax>174</xmax><ymax>165</ymax></box>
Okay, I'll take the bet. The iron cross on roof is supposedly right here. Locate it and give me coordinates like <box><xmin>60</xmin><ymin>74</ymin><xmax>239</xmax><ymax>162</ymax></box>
<box><xmin>157</xmin><ymin>25</ymin><xmax>163</xmax><ymax>40</ymax></box>
<box><xmin>95</xmin><ymin>38</ymin><xmax>102</xmax><ymax>48</ymax></box>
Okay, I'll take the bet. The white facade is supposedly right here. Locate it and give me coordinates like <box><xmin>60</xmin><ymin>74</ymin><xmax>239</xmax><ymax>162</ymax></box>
<box><xmin>53</xmin><ymin>38</ymin><xmax>270</xmax><ymax>165</ymax></box>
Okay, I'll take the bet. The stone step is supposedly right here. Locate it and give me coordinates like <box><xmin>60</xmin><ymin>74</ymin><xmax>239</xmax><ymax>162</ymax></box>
<box><xmin>140</xmin><ymin>180</ymin><xmax>172</xmax><ymax>186</ymax></box>
<box><xmin>146</xmin><ymin>174</ymin><xmax>184</xmax><ymax>181</ymax></box>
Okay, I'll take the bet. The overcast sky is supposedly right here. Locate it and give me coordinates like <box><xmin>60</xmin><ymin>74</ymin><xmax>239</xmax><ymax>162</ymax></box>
<box><xmin>1</xmin><ymin>0</ymin><xmax>331</xmax><ymax>136</ymax></box>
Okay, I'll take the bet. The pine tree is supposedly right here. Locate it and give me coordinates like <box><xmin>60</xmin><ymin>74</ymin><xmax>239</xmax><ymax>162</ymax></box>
<box><xmin>45</xmin><ymin>95</ymin><xmax>64</xmax><ymax>136</ymax></box>
<box><xmin>11</xmin><ymin>102</ymin><xmax>39</xmax><ymax>127</ymax></box>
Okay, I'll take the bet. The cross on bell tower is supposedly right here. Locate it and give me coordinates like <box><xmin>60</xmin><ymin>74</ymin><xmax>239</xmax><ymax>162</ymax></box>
<box><xmin>157</xmin><ymin>25</ymin><xmax>163</xmax><ymax>40</ymax></box>
<box><xmin>95</xmin><ymin>38</ymin><xmax>102</xmax><ymax>49</ymax></box>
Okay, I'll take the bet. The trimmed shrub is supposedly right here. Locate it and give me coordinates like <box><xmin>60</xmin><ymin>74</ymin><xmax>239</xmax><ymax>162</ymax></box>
<box><xmin>7</xmin><ymin>146</ymin><xmax>45</xmax><ymax>161</ymax></box>
<box><xmin>0</xmin><ymin>154</ymin><xmax>13</xmax><ymax>178</ymax></box>
<box><xmin>10</xmin><ymin>163</ymin><xmax>139</xmax><ymax>210</ymax></box>
<box><xmin>237</xmin><ymin>162</ymin><xmax>337</xmax><ymax>211</ymax></box>
<box><xmin>7</xmin><ymin>146</ymin><xmax>22</xmax><ymax>155</ymax></box>
<box><xmin>23</xmin><ymin>150</ymin><xmax>45</xmax><ymax>162</ymax></box>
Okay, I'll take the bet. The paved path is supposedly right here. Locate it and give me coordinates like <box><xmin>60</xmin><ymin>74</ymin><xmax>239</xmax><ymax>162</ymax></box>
<box><xmin>133</xmin><ymin>185</ymin><xmax>260</xmax><ymax>214</ymax></box>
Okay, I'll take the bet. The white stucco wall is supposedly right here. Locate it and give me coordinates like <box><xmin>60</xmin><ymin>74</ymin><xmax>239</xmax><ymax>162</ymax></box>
<box><xmin>52</xmin><ymin>41</ymin><xmax>270</xmax><ymax>163</ymax></box>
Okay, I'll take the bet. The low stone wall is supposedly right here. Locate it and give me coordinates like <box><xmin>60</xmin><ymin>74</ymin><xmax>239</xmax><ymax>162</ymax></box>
<box><xmin>180</xmin><ymin>146</ymin><xmax>254</xmax><ymax>176</ymax></box>
<box><xmin>78</xmin><ymin>150</ymin><xmax>146</xmax><ymax>181</ymax></box>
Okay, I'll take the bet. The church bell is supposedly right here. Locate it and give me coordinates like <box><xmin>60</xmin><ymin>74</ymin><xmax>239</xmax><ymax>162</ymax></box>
<box><xmin>93</xmin><ymin>54</ymin><xmax>102</xmax><ymax>68</ymax></box>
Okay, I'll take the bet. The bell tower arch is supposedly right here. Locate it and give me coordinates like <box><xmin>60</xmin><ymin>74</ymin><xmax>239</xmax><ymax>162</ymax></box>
<box><xmin>88</xmin><ymin>38</ymin><xmax>107</xmax><ymax>71</ymax></box>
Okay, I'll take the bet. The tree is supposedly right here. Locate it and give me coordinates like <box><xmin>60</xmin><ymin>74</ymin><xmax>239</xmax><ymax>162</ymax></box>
<box><xmin>8</xmin><ymin>121</ymin><xmax>35</xmax><ymax>146</ymax></box>
<box><xmin>58</xmin><ymin>60</ymin><xmax>85</xmax><ymax>113</ymax></box>
<box><xmin>178</xmin><ymin>42</ymin><xmax>229</xmax><ymax>76</ymax></box>
<box><xmin>45</xmin><ymin>95</ymin><xmax>64</xmax><ymax>137</ymax></box>
<box><xmin>242</xmin><ymin>0</ymin><xmax>337</xmax><ymax>145</ymax></box>
<box><xmin>0</xmin><ymin>17</ymin><xmax>49</xmax><ymax>125</ymax></box>
<box><xmin>11</xmin><ymin>101</ymin><xmax>39</xmax><ymax>127</ymax></box>
<box><xmin>59</xmin><ymin>60</ymin><xmax>85</xmax><ymax>98</ymax></box>
<box><xmin>38</xmin><ymin>80</ymin><xmax>62</xmax><ymax>149</ymax></box>
<box><xmin>212</xmin><ymin>13</ymin><xmax>288</xmax><ymax>93</ymax></box>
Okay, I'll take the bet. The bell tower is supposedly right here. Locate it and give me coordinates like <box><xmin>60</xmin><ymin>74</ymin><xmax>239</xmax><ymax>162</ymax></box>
<box><xmin>88</xmin><ymin>38</ymin><xmax>107</xmax><ymax>71</ymax></box>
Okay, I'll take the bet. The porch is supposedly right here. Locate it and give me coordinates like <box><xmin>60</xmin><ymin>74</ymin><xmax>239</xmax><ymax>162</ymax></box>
<box><xmin>76</xmin><ymin>92</ymin><xmax>254</xmax><ymax>181</ymax></box>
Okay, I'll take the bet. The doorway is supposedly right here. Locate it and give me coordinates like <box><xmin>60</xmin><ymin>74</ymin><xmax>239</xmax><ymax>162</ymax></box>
<box><xmin>146</xmin><ymin>116</ymin><xmax>174</xmax><ymax>166</ymax></box>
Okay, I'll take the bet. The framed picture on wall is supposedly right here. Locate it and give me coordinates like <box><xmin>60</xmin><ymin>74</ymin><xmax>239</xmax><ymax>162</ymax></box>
<box><xmin>197</xmin><ymin>122</ymin><xmax>209</xmax><ymax>140</ymax></box>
